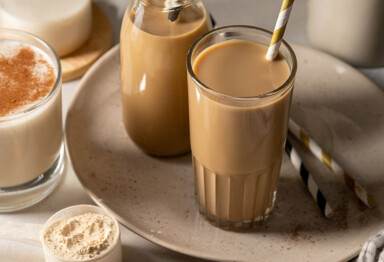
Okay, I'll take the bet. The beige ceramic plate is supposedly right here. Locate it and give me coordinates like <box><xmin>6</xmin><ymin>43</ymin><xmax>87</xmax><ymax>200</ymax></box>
<box><xmin>66</xmin><ymin>44</ymin><xmax>384</xmax><ymax>262</ymax></box>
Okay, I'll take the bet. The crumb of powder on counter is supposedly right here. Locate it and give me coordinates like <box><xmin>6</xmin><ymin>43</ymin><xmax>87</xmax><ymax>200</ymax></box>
<box><xmin>43</xmin><ymin>212</ymin><xmax>117</xmax><ymax>261</ymax></box>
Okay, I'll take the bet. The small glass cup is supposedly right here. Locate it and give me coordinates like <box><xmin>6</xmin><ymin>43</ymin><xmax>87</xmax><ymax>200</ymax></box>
<box><xmin>0</xmin><ymin>29</ymin><xmax>64</xmax><ymax>212</ymax></box>
<box><xmin>187</xmin><ymin>26</ymin><xmax>297</xmax><ymax>229</ymax></box>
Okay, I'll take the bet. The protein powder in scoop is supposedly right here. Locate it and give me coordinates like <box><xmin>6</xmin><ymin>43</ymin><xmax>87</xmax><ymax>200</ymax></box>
<box><xmin>43</xmin><ymin>212</ymin><xmax>118</xmax><ymax>261</ymax></box>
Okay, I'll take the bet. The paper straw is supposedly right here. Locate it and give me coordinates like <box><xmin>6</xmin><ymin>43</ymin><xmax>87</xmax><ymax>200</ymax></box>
<box><xmin>266</xmin><ymin>0</ymin><xmax>294</xmax><ymax>60</ymax></box>
<box><xmin>285</xmin><ymin>139</ymin><xmax>333</xmax><ymax>218</ymax></box>
<box><xmin>288</xmin><ymin>119</ymin><xmax>375</xmax><ymax>208</ymax></box>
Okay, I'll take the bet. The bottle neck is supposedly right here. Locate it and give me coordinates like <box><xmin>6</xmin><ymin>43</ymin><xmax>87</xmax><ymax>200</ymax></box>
<box><xmin>141</xmin><ymin>0</ymin><xmax>196</xmax><ymax>9</ymax></box>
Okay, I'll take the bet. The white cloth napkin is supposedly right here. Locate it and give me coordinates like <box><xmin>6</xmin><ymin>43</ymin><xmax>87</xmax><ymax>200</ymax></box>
<box><xmin>359</xmin><ymin>230</ymin><xmax>384</xmax><ymax>262</ymax></box>
<box><xmin>0</xmin><ymin>239</ymin><xmax>44</xmax><ymax>262</ymax></box>
<box><xmin>0</xmin><ymin>221</ymin><xmax>44</xmax><ymax>262</ymax></box>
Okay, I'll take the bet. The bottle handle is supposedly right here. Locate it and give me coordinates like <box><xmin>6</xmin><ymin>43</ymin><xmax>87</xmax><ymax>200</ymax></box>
<box><xmin>209</xmin><ymin>13</ymin><xmax>216</xmax><ymax>28</ymax></box>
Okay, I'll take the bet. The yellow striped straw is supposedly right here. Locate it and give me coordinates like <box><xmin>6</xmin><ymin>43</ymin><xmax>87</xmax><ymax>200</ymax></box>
<box><xmin>288</xmin><ymin>119</ymin><xmax>375</xmax><ymax>208</ymax></box>
<box><xmin>266</xmin><ymin>0</ymin><xmax>295</xmax><ymax>61</ymax></box>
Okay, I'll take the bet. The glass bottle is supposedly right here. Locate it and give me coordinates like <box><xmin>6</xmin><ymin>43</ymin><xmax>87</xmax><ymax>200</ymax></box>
<box><xmin>120</xmin><ymin>0</ymin><xmax>212</xmax><ymax>157</ymax></box>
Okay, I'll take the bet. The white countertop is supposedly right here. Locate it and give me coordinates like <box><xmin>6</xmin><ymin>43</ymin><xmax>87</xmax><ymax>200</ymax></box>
<box><xmin>1</xmin><ymin>0</ymin><xmax>382</xmax><ymax>261</ymax></box>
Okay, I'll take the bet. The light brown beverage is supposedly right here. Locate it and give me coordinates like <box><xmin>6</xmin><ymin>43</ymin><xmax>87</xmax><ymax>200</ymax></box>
<box><xmin>120</xmin><ymin>3</ymin><xmax>212</xmax><ymax>156</ymax></box>
<box><xmin>188</xmin><ymin>31</ymin><xmax>295</xmax><ymax>229</ymax></box>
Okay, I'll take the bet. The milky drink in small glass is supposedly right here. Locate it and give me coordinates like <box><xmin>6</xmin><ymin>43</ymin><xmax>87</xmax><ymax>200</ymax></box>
<box><xmin>187</xmin><ymin>26</ymin><xmax>296</xmax><ymax>229</ymax></box>
<box><xmin>120</xmin><ymin>0</ymin><xmax>212</xmax><ymax>157</ymax></box>
<box><xmin>0</xmin><ymin>29</ymin><xmax>64</xmax><ymax>212</ymax></box>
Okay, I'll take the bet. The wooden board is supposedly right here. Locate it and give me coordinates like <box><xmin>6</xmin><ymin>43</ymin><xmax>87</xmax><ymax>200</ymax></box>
<box><xmin>61</xmin><ymin>3</ymin><xmax>113</xmax><ymax>82</ymax></box>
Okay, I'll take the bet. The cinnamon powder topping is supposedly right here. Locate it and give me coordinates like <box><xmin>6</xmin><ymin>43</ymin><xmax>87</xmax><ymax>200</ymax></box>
<box><xmin>0</xmin><ymin>44</ymin><xmax>56</xmax><ymax>117</ymax></box>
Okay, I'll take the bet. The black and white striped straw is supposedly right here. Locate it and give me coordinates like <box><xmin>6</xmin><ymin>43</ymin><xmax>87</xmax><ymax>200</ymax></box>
<box><xmin>288</xmin><ymin>119</ymin><xmax>375</xmax><ymax>208</ymax></box>
<box><xmin>285</xmin><ymin>139</ymin><xmax>334</xmax><ymax>218</ymax></box>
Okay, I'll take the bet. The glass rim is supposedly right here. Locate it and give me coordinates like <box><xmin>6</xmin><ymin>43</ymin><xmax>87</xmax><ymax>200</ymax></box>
<box><xmin>186</xmin><ymin>25</ymin><xmax>297</xmax><ymax>101</ymax></box>
<box><xmin>0</xmin><ymin>28</ymin><xmax>62</xmax><ymax>121</ymax></box>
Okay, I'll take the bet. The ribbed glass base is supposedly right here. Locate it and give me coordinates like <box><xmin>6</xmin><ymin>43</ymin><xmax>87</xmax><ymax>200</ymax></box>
<box><xmin>198</xmin><ymin>201</ymin><xmax>275</xmax><ymax>230</ymax></box>
<box><xmin>193</xmin><ymin>156</ymin><xmax>279</xmax><ymax>230</ymax></box>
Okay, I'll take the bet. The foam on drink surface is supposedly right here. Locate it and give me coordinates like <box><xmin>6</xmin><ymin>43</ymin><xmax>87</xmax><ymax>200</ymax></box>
<box><xmin>0</xmin><ymin>40</ymin><xmax>56</xmax><ymax>117</ymax></box>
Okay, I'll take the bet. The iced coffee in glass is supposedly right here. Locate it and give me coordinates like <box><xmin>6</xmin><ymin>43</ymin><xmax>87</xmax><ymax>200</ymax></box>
<box><xmin>187</xmin><ymin>26</ymin><xmax>297</xmax><ymax>229</ymax></box>
<box><xmin>0</xmin><ymin>29</ymin><xmax>64</xmax><ymax>212</ymax></box>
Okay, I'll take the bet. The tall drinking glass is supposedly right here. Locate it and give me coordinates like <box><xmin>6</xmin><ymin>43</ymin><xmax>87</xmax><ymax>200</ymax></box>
<box><xmin>187</xmin><ymin>26</ymin><xmax>297</xmax><ymax>229</ymax></box>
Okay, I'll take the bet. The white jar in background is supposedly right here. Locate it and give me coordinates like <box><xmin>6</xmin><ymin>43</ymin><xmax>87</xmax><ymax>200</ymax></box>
<box><xmin>307</xmin><ymin>0</ymin><xmax>384</xmax><ymax>67</ymax></box>
<box><xmin>0</xmin><ymin>0</ymin><xmax>92</xmax><ymax>57</ymax></box>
